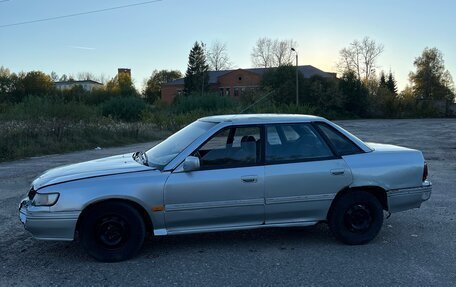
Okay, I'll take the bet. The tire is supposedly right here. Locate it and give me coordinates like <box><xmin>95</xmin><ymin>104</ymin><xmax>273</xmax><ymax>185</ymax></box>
<box><xmin>328</xmin><ymin>191</ymin><xmax>383</xmax><ymax>245</ymax></box>
<box><xmin>80</xmin><ymin>201</ymin><xmax>146</xmax><ymax>262</ymax></box>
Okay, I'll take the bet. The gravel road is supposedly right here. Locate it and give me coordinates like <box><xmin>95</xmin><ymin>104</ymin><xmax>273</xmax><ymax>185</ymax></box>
<box><xmin>1</xmin><ymin>119</ymin><xmax>455</xmax><ymax>286</ymax></box>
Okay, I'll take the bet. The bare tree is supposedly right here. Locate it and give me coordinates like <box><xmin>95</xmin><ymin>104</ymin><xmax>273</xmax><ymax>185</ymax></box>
<box><xmin>50</xmin><ymin>71</ymin><xmax>59</xmax><ymax>81</ymax></box>
<box><xmin>98</xmin><ymin>73</ymin><xmax>109</xmax><ymax>84</ymax></box>
<box><xmin>77</xmin><ymin>72</ymin><xmax>97</xmax><ymax>81</ymax></box>
<box><xmin>207</xmin><ymin>40</ymin><xmax>232</xmax><ymax>71</ymax></box>
<box><xmin>59</xmin><ymin>74</ymin><xmax>68</xmax><ymax>81</ymax></box>
<box><xmin>338</xmin><ymin>37</ymin><xmax>384</xmax><ymax>81</ymax></box>
<box><xmin>272</xmin><ymin>39</ymin><xmax>297</xmax><ymax>66</ymax></box>
<box><xmin>251</xmin><ymin>37</ymin><xmax>297</xmax><ymax>67</ymax></box>
<box><xmin>251</xmin><ymin>37</ymin><xmax>274</xmax><ymax>68</ymax></box>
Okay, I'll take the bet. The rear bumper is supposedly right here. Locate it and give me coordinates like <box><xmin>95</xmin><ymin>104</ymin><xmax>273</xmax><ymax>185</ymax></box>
<box><xmin>387</xmin><ymin>181</ymin><xmax>432</xmax><ymax>213</ymax></box>
<box><xmin>19</xmin><ymin>198</ymin><xmax>79</xmax><ymax>241</ymax></box>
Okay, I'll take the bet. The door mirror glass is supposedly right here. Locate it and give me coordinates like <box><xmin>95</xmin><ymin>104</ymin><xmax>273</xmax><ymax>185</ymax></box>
<box><xmin>183</xmin><ymin>156</ymin><xmax>200</xmax><ymax>172</ymax></box>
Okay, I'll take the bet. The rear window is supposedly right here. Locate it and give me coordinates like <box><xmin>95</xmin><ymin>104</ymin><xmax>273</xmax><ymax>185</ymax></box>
<box><xmin>316</xmin><ymin>123</ymin><xmax>362</xmax><ymax>156</ymax></box>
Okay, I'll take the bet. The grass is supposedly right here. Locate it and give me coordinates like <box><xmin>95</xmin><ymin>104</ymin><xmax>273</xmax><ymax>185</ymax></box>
<box><xmin>0</xmin><ymin>119</ymin><xmax>169</xmax><ymax>162</ymax></box>
<box><xmin>1</xmin><ymin>91</ymin><xmax>450</xmax><ymax>162</ymax></box>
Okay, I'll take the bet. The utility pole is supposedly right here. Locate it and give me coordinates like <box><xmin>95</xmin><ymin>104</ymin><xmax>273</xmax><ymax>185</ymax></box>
<box><xmin>291</xmin><ymin>48</ymin><xmax>299</xmax><ymax>105</ymax></box>
<box><xmin>291</xmin><ymin>48</ymin><xmax>299</xmax><ymax>106</ymax></box>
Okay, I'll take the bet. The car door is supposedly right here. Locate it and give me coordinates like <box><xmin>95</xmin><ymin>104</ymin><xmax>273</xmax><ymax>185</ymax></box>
<box><xmin>264</xmin><ymin>123</ymin><xmax>353</xmax><ymax>224</ymax></box>
<box><xmin>163</xmin><ymin>125</ymin><xmax>265</xmax><ymax>233</ymax></box>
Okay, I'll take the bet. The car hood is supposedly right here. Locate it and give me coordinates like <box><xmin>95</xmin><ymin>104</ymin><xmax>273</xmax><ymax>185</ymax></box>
<box><xmin>33</xmin><ymin>153</ymin><xmax>154</xmax><ymax>190</ymax></box>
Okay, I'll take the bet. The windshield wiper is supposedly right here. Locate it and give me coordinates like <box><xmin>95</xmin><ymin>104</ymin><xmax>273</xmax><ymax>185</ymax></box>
<box><xmin>141</xmin><ymin>151</ymin><xmax>149</xmax><ymax>166</ymax></box>
<box><xmin>132</xmin><ymin>151</ymin><xmax>149</xmax><ymax>166</ymax></box>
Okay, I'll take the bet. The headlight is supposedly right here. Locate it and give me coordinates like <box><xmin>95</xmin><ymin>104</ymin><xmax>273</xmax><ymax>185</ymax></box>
<box><xmin>31</xmin><ymin>193</ymin><xmax>60</xmax><ymax>206</ymax></box>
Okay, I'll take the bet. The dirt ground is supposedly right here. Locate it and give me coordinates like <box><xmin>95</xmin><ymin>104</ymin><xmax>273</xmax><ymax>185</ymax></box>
<box><xmin>1</xmin><ymin>118</ymin><xmax>455</xmax><ymax>286</ymax></box>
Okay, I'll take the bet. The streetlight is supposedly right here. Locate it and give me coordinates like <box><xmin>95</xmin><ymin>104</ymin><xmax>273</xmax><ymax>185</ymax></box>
<box><xmin>291</xmin><ymin>47</ymin><xmax>298</xmax><ymax>105</ymax></box>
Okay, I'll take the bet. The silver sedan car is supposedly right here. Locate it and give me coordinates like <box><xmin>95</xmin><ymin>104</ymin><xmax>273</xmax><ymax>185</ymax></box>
<box><xmin>19</xmin><ymin>114</ymin><xmax>432</xmax><ymax>262</ymax></box>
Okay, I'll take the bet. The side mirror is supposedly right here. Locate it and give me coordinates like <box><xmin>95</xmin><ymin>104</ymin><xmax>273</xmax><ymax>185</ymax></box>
<box><xmin>183</xmin><ymin>156</ymin><xmax>200</xmax><ymax>172</ymax></box>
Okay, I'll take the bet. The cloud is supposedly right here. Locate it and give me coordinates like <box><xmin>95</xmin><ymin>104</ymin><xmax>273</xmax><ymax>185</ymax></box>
<box><xmin>68</xmin><ymin>45</ymin><xmax>96</xmax><ymax>50</ymax></box>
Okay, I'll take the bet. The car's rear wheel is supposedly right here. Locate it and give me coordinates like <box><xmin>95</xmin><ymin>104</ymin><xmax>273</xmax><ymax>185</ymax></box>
<box><xmin>80</xmin><ymin>201</ymin><xmax>146</xmax><ymax>262</ymax></box>
<box><xmin>328</xmin><ymin>191</ymin><xmax>384</xmax><ymax>245</ymax></box>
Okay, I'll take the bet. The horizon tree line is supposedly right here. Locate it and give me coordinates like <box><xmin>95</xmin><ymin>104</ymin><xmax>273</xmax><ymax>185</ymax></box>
<box><xmin>1</xmin><ymin>37</ymin><xmax>455</xmax><ymax>106</ymax></box>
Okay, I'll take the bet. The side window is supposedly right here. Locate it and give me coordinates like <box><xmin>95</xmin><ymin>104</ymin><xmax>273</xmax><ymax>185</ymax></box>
<box><xmin>265</xmin><ymin>124</ymin><xmax>334</xmax><ymax>163</ymax></box>
<box><xmin>193</xmin><ymin>126</ymin><xmax>261</xmax><ymax>169</ymax></box>
<box><xmin>282</xmin><ymin>125</ymin><xmax>300</xmax><ymax>141</ymax></box>
<box><xmin>232</xmin><ymin>127</ymin><xmax>260</xmax><ymax>148</ymax></box>
<box><xmin>316</xmin><ymin>123</ymin><xmax>362</xmax><ymax>156</ymax></box>
<box><xmin>266</xmin><ymin>126</ymin><xmax>281</xmax><ymax>145</ymax></box>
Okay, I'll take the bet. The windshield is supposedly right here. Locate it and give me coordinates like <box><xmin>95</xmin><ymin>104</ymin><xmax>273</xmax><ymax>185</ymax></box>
<box><xmin>146</xmin><ymin>120</ymin><xmax>217</xmax><ymax>169</ymax></box>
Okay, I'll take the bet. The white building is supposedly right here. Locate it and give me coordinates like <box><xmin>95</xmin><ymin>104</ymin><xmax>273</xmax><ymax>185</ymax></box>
<box><xmin>54</xmin><ymin>80</ymin><xmax>103</xmax><ymax>92</ymax></box>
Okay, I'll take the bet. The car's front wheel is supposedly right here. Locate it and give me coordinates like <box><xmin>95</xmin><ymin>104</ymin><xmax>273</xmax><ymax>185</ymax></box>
<box><xmin>328</xmin><ymin>191</ymin><xmax>384</xmax><ymax>245</ymax></box>
<box><xmin>79</xmin><ymin>201</ymin><xmax>146</xmax><ymax>262</ymax></box>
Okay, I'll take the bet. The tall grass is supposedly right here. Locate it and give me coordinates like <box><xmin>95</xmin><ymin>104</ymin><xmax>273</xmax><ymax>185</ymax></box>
<box><xmin>0</xmin><ymin>97</ymin><xmax>167</xmax><ymax>162</ymax></box>
<box><xmin>0</xmin><ymin>119</ymin><xmax>167</xmax><ymax>161</ymax></box>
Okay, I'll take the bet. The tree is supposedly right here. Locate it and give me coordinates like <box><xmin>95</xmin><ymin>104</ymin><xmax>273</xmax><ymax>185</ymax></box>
<box><xmin>338</xmin><ymin>37</ymin><xmax>384</xmax><ymax>82</ymax></box>
<box><xmin>261</xmin><ymin>65</ymin><xmax>305</xmax><ymax>105</ymax></box>
<box><xmin>0</xmin><ymin>67</ymin><xmax>13</xmax><ymax>101</ymax></box>
<box><xmin>302</xmin><ymin>76</ymin><xmax>342</xmax><ymax>112</ymax></box>
<box><xmin>386</xmin><ymin>72</ymin><xmax>398</xmax><ymax>95</ymax></box>
<box><xmin>379</xmin><ymin>71</ymin><xmax>387</xmax><ymax>88</ymax></box>
<box><xmin>143</xmin><ymin>69</ymin><xmax>182</xmax><ymax>103</ymax></box>
<box><xmin>271</xmin><ymin>39</ymin><xmax>297</xmax><ymax>66</ymax></box>
<box><xmin>339</xmin><ymin>71</ymin><xmax>369</xmax><ymax>116</ymax></box>
<box><xmin>59</xmin><ymin>74</ymin><xmax>69</xmax><ymax>81</ymax></box>
<box><xmin>106</xmin><ymin>73</ymin><xmax>138</xmax><ymax>97</ymax></box>
<box><xmin>0</xmin><ymin>67</ymin><xmax>11</xmax><ymax>92</ymax></box>
<box><xmin>21</xmin><ymin>71</ymin><xmax>54</xmax><ymax>97</ymax></box>
<box><xmin>207</xmin><ymin>40</ymin><xmax>232</xmax><ymax>71</ymax></box>
<box><xmin>184</xmin><ymin>41</ymin><xmax>209</xmax><ymax>95</ymax></box>
<box><xmin>50</xmin><ymin>71</ymin><xmax>59</xmax><ymax>82</ymax></box>
<box><xmin>251</xmin><ymin>37</ymin><xmax>297</xmax><ymax>68</ymax></box>
<box><xmin>409</xmin><ymin>47</ymin><xmax>455</xmax><ymax>100</ymax></box>
<box><xmin>251</xmin><ymin>37</ymin><xmax>273</xmax><ymax>68</ymax></box>
<box><xmin>77</xmin><ymin>72</ymin><xmax>97</xmax><ymax>81</ymax></box>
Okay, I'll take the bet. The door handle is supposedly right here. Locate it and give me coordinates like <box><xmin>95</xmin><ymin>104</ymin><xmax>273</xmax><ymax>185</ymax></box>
<box><xmin>330</xmin><ymin>169</ymin><xmax>345</xmax><ymax>175</ymax></box>
<box><xmin>241</xmin><ymin>175</ymin><xmax>258</xmax><ymax>183</ymax></box>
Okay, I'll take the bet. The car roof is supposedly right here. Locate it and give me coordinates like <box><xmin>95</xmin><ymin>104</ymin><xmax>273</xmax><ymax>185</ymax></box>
<box><xmin>199</xmin><ymin>114</ymin><xmax>325</xmax><ymax>124</ymax></box>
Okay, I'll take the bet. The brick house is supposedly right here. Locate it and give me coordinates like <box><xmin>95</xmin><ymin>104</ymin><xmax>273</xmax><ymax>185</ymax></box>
<box><xmin>161</xmin><ymin>65</ymin><xmax>336</xmax><ymax>104</ymax></box>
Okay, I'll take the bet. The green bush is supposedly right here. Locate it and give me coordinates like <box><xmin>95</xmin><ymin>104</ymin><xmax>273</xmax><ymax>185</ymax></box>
<box><xmin>247</xmin><ymin>102</ymin><xmax>317</xmax><ymax>115</ymax></box>
<box><xmin>0</xmin><ymin>119</ymin><xmax>167</xmax><ymax>162</ymax></box>
<box><xmin>0</xmin><ymin>96</ymin><xmax>99</xmax><ymax>121</ymax></box>
<box><xmin>172</xmin><ymin>92</ymin><xmax>237</xmax><ymax>114</ymax></box>
<box><xmin>102</xmin><ymin>96</ymin><xmax>146</xmax><ymax>122</ymax></box>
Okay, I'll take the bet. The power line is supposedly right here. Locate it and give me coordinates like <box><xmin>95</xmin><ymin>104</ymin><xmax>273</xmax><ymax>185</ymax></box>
<box><xmin>0</xmin><ymin>0</ymin><xmax>163</xmax><ymax>28</ymax></box>
<box><xmin>239</xmin><ymin>90</ymin><xmax>275</xmax><ymax>114</ymax></box>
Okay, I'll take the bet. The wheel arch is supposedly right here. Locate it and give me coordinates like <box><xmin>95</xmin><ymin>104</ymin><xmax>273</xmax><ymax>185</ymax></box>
<box><xmin>328</xmin><ymin>185</ymin><xmax>388</xmax><ymax>220</ymax></box>
<box><xmin>76</xmin><ymin>198</ymin><xmax>154</xmax><ymax>236</ymax></box>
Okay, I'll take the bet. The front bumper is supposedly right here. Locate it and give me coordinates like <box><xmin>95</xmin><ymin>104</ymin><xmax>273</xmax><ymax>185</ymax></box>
<box><xmin>19</xmin><ymin>198</ymin><xmax>80</xmax><ymax>241</ymax></box>
<box><xmin>387</xmin><ymin>181</ymin><xmax>432</xmax><ymax>213</ymax></box>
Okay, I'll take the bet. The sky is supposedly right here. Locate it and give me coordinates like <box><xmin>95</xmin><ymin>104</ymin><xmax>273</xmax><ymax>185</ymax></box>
<box><xmin>0</xmin><ymin>0</ymin><xmax>455</xmax><ymax>91</ymax></box>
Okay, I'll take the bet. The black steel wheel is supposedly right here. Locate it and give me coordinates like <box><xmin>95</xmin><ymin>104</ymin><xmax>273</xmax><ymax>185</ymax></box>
<box><xmin>344</xmin><ymin>204</ymin><xmax>373</xmax><ymax>233</ymax></box>
<box><xmin>95</xmin><ymin>215</ymin><xmax>130</xmax><ymax>249</ymax></box>
<box><xmin>80</xmin><ymin>201</ymin><xmax>146</xmax><ymax>262</ymax></box>
<box><xmin>329</xmin><ymin>191</ymin><xmax>384</xmax><ymax>245</ymax></box>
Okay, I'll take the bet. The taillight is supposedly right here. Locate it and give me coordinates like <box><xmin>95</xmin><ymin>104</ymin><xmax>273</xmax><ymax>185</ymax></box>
<box><xmin>423</xmin><ymin>162</ymin><xmax>428</xmax><ymax>181</ymax></box>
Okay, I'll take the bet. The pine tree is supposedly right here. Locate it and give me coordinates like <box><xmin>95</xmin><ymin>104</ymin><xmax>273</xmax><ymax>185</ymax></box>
<box><xmin>379</xmin><ymin>71</ymin><xmax>387</xmax><ymax>88</ymax></box>
<box><xmin>184</xmin><ymin>42</ymin><xmax>209</xmax><ymax>95</ymax></box>
<box><xmin>386</xmin><ymin>72</ymin><xmax>398</xmax><ymax>95</ymax></box>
